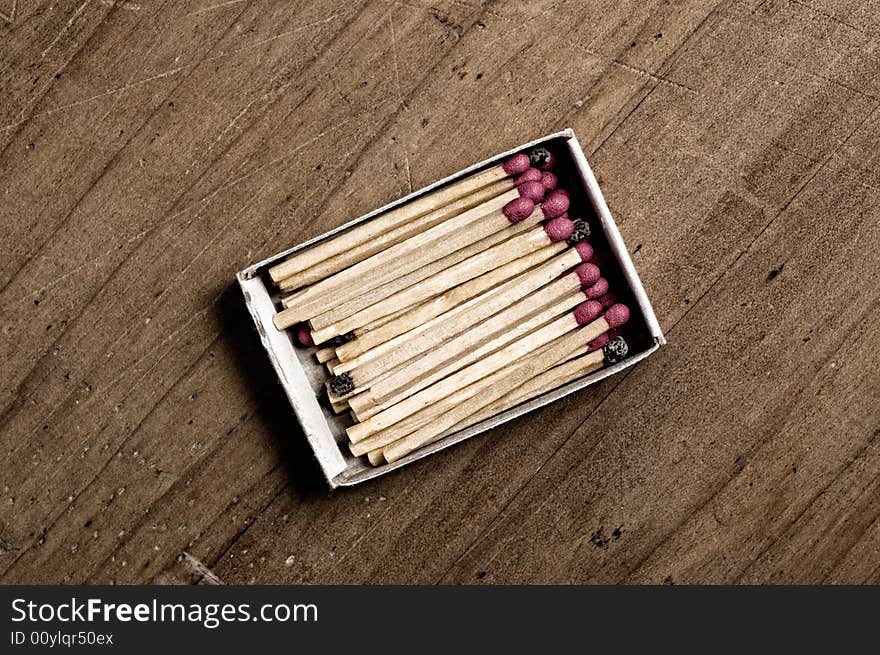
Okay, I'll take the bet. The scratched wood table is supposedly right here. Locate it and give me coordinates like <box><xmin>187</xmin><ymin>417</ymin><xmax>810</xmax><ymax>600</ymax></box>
<box><xmin>1</xmin><ymin>0</ymin><xmax>878</xmax><ymax>585</ymax></box>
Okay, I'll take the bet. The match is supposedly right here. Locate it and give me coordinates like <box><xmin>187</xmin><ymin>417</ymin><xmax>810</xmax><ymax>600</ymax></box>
<box><xmin>382</xmin><ymin>306</ymin><xmax>630</xmax><ymax>463</ymax></box>
<box><xmin>347</xmin><ymin>295</ymin><xmax>593</xmax><ymax>454</ymax></box>
<box><xmin>345</xmin><ymin>302</ymin><xmax>630</xmax><ymax>443</ymax></box>
<box><xmin>277</xmin><ymin>185</ymin><xmax>526</xmax><ymax>295</ymax></box>
<box><xmin>315</xmin><ymin>346</ymin><xmax>335</xmax><ymax>363</ymax></box>
<box><xmin>310</xmin><ymin>215</ymin><xmax>576</xmax><ymax>344</ymax></box>
<box><xmin>363</xmin><ymin>336</ymin><xmax>629</xmax><ymax>464</ymax></box>
<box><xmin>326</xmin><ymin>242</ymin><xmax>595</xmax><ymax>398</ymax></box>
<box><xmin>332</xmin><ymin>235</ymin><xmax>573</xmax><ymax>364</ymax></box>
<box><xmin>283</xmin><ymin>207</ymin><xmax>537</xmax><ymax>318</ymax></box>
<box><xmin>331</xmin><ymin>242</ymin><xmax>569</xmax><ymax>375</ymax></box>
<box><xmin>347</xmin><ymin>261</ymin><xmax>605</xmax><ymax>420</ymax></box>
<box><xmin>306</xmin><ymin>204</ymin><xmax>560</xmax><ymax>334</ymax></box>
<box><xmin>267</xmin><ymin>152</ymin><xmax>537</xmax><ymax>286</ymax></box>
<box><xmin>272</xmin><ymin>187</ymin><xmax>570</xmax><ymax>331</ymax></box>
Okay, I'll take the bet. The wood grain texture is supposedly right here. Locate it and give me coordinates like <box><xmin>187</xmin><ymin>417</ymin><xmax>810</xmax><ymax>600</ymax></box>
<box><xmin>1</xmin><ymin>0</ymin><xmax>878</xmax><ymax>584</ymax></box>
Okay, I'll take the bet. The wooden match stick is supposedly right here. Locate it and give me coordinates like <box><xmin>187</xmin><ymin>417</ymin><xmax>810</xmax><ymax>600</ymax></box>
<box><xmin>279</xmin><ymin>177</ymin><xmax>515</xmax><ymax>292</ymax></box>
<box><xmin>309</xmin><ymin>216</ymin><xmax>576</xmax><ymax>344</ymax></box>
<box><xmin>363</xmin><ymin>336</ymin><xmax>629</xmax><ymax>463</ymax></box>
<box><xmin>281</xmin><ymin>207</ymin><xmax>535</xmax><ymax>312</ymax></box>
<box><xmin>345</xmin><ymin>303</ymin><xmax>630</xmax><ymax>443</ymax></box>
<box><xmin>330</xmin><ymin>245</ymin><xmax>565</xmax><ymax>376</ymax></box>
<box><xmin>439</xmin><ymin>333</ymin><xmax>628</xmax><ymax>435</ymax></box>
<box><xmin>275</xmin><ymin>185</ymin><xmax>557</xmax><ymax>325</ymax></box>
<box><xmin>278</xmin><ymin>185</ymin><xmax>519</xmax><ymax>295</ymax></box>
<box><xmin>367</xmin><ymin>449</ymin><xmax>385</xmax><ymax>467</ymax></box>
<box><xmin>351</xmin><ymin>308</ymin><xmax>628</xmax><ymax>456</ymax></box>
<box><xmin>329</xmin><ymin>396</ymin><xmax>350</xmax><ymax>415</ymax></box>
<box><xmin>362</xmin><ymin>330</ymin><xmax>624</xmax><ymax>460</ymax></box>
<box><xmin>382</xmin><ymin>307</ymin><xmax>630</xmax><ymax>463</ymax></box>
<box><xmin>268</xmin><ymin>153</ymin><xmax>535</xmax><ymax>285</ymax></box>
<box><xmin>349</xmin><ymin>304</ymin><xmax>577</xmax><ymax>455</ymax></box>
<box><xmin>327</xmin><ymin>242</ymin><xmax>595</xmax><ymax>398</ymax></box>
<box><xmin>276</xmin><ymin>187</ymin><xmax>522</xmax><ymax>312</ymax></box>
<box><xmin>350</xmin><ymin>276</ymin><xmax>612</xmax><ymax>422</ymax></box>
<box><xmin>307</xmin><ymin>209</ymin><xmax>551</xmax><ymax>336</ymax></box>
<box><xmin>347</xmin><ymin>263</ymin><xmax>606</xmax><ymax>420</ymax></box>
<box><xmin>350</xmin><ymin>341</ymin><xmax>562</xmax><ymax>456</ymax></box>
<box><xmin>315</xmin><ymin>347</ymin><xmax>336</xmax><ymax>363</ymax></box>
<box><xmin>273</xmin><ymin>188</ymin><xmax>570</xmax><ymax>331</ymax></box>
<box><xmin>333</xmin><ymin>231</ymin><xmax>584</xmax><ymax>363</ymax></box>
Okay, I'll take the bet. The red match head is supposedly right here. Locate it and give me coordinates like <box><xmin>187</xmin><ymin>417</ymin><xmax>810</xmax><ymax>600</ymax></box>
<box><xmin>543</xmin><ymin>216</ymin><xmax>574</xmax><ymax>242</ymax></box>
<box><xmin>574</xmin><ymin>241</ymin><xmax>594</xmax><ymax>262</ymax></box>
<box><xmin>502</xmin><ymin>197</ymin><xmax>536</xmax><ymax>224</ymax></box>
<box><xmin>553</xmin><ymin>188</ymin><xmax>571</xmax><ymax>200</ymax></box>
<box><xmin>573</xmin><ymin>300</ymin><xmax>603</xmax><ymax>326</ymax></box>
<box><xmin>517</xmin><ymin>180</ymin><xmax>546</xmax><ymax>202</ymax></box>
<box><xmin>587</xmin><ymin>332</ymin><xmax>609</xmax><ymax>351</ymax></box>
<box><xmin>515</xmin><ymin>168</ymin><xmax>543</xmax><ymax>185</ymax></box>
<box><xmin>597</xmin><ymin>291</ymin><xmax>618</xmax><ymax>309</ymax></box>
<box><xmin>574</xmin><ymin>262</ymin><xmax>600</xmax><ymax>287</ymax></box>
<box><xmin>540</xmin><ymin>171</ymin><xmax>559</xmax><ymax>191</ymax></box>
<box><xmin>540</xmin><ymin>189</ymin><xmax>570</xmax><ymax>219</ymax></box>
<box><xmin>604</xmin><ymin>303</ymin><xmax>630</xmax><ymax>328</ymax></box>
<box><xmin>585</xmin><ymin>277</ymin><xmax>609</xmax><ymax>299</ymax></box>
<box><xmin>296</xmin><ymin>324</ymin><xmax>314</xmax><ymax>347</ymax></box>
<box><xmin>503</xmin><ymin>153</ymin><xmax>531</xmax><ymax>175</ymax></box>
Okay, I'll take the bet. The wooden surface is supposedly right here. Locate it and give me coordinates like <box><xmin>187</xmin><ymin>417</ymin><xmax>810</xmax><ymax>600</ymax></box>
<box><xmin>1</xmin><ymin>0</ymin><xmax>879</xmax><ymax>585</ymax></box>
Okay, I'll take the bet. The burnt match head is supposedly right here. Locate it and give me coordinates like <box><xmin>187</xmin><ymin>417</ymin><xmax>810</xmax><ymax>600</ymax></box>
<box><xmin>543</xmin><ymin>216</ymin><xmax>574</xmax><ymax>242</ymax></box>
<box><xmin>503</xmin><ymin>197</ymin><xmax>536</xmax><ymax>224</ymax></box>
<box><xmin>573</xmin><ymin>300</ymin><xmax>603</xmax><ymax>325</ymax></box>
<box><xmin>329</xmin><ymin>373</ymin><xmax>355</xmax><ymax>397</ymax></box>
<box><xmin>540</xmin><ymin>189</ymin><xmax>570</xmax><ymax>219</ymax></box>
<box><xmin>328</xmin><ymin>332</ymin><xmax>356</xmax><ymax>347</ymax></box>
<box><xmin>585</xmin><ymin>277</ymin><xmax>609</xmax><ymax>299</ymax></box>
<box><xmin>574</xmin><ymin>241</ymin><xmax>594</xmax><ymax>262</ymax></box>
<box><xmin>296</xmin><ymin>324</ymin><xmax>315</xmax><ymax>347</ymax></box>
<box><xmin>590</xmin><ymin>327</ymin><xmax>623</xmax><ymax>351</ymax></box>
<box><xmin>515</xmin><ymin>167</ymin><xmax>543</xmax><ymax>185</ymax></box>
<box><xmin>517</xmin><ymin>180</ymin><xmax>546</xmax><ymax>202</ymax></box>
<box><xmin>602</xmin><ymin>336</ymin><xmax>629</xmax><ymax>365</ymax></box>
<box><xmin>574</xmin><ymin>262</ymin><xmax>600</xmax><ymax>287</ymax></box>
<box><xmin>503</xmin><ymin>153</ymin><xmax>532</xmax><ymax>175</ymax></box>
<box><xmin>528</xmin><ymin>146</ymin><xmax>555</xmax><ymax>170</ymax></box>
<box><xmin>541</xmin><ymin>171</ymin><xmax>559</xmax><ymax>191</ymax></box>
<box><xmin>567</xmin><ymin>218</ymin><xmax>591</xmax><ymax>245</ymax></box>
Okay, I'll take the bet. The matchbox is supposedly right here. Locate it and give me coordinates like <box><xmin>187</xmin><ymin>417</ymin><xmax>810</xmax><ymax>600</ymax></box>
<box><xmin>237</xmin><ymin>129</ymin><xmax>665</xmax><ymax>487</ymax></box>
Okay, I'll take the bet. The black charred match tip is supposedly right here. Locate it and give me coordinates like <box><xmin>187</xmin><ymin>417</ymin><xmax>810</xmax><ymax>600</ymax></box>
<box><xmin>329</xmin><ymin>332</ymin><xmax>356</xmax><ymax>347</ymax></box>
<box><xmin>603</xmin><ymin>336</ymin><xmax>629</xmax><ymax>365</ymax></box>
<box><xmin>329</xmin><ymin>373</ymin><xmax>355</xmax><ymax>396</ymax></box>
<box><xmin>528</xmin><ymin>146</ymin><xmax>552</xmax><ymax>167</ymax></box>
<box><xmin>567</xmin><ymin>218</ymin><xmax>591</xmax><ymax>245</ymax></box>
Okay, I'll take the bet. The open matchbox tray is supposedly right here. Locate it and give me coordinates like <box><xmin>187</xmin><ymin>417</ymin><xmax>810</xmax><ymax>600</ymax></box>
<box><xmin>237</xmin><ymin>129</ymin><xmax>665</xmax><ymax>488</ymax></box>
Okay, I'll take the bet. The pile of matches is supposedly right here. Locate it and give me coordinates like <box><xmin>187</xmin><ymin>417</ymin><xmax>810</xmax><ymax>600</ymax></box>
<box><xmin>269</xmin><ymin>146</ymin><xmax>631</xmax><ymax>466</ymax></box>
